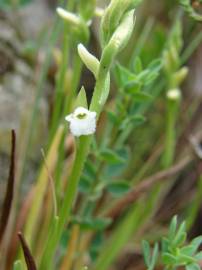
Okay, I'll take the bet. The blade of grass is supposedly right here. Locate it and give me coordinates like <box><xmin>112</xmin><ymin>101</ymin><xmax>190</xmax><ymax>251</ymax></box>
<box><xmin>18</xmin><ymin>232</ymin><xmax>37</xmax><ymax>270</ymax></box>
<box><xmin>0</xmin><ymin>130</ymin><xmax>16</xmax><ymax>245</ymax></box>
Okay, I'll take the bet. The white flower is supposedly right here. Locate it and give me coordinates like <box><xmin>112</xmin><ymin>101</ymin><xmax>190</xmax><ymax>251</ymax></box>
<box><xmin>167</xmin><ymin>88</ymin><xmax>181</xmax><ymax>100</ymax></box>
<box><xmin>65</xmin><ymin>107</ymin><xmax>96</xmax><ymax>137</ymax></box>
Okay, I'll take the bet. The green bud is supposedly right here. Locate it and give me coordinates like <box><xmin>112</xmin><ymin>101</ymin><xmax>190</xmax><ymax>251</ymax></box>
<box><xmin>172</xmin><ymin>67</ymin><xmax>188</xmax><ymax>86</ymax></box>
<box><xmin>101</xmin><ymin>0</ymin><xmax>142</xmax><ymax>45</ymax></box>
<box><xmin>57</xmin><ymin>7</ymin><xmax>81</xmax><ymax>26</ymax></box>
<box><xmin>78</xmin><ymin>44</ymin><xmax>100</xmax><ymax>78</ymax></box>
<box><xmin>108</xmin><ymin>10</ymin><xmax>135</xmax><ymax>53</ymax></box>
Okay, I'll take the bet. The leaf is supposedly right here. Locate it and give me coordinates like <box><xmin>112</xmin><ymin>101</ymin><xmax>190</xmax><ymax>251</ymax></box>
<box><xmin>161</xmin><ymin>237</ymin><xmax>169</xmax><ymax>253</ymax></box>
<box><xmin>114</xmin><ymin>63</ymin><xmax>136</xmax><ymax>87</ymax></box>
<box><xmin>106</xmin><ymin>181</ymin><xmax>130</xmax><ymax>197</ymax></box>
<box><xmin>124</xmin><ymin>80</ymin><xmax>142</xmax><ymax>94</ymax></box>
<box><xmin>132</xmin><ymin>57</ymin><xmax>143</xmax><ymax>74</ymax></box>
<box><xmin>195</xmin><ymin>251</ymin><xmax>202</xmax><ymax>261</ymax></box>
<box><xmin>13</xmin><ymin>260</ymin><xmax>23</xmax><ymax>270</ymax></box>
<box><xmin>0</xmin><ymin>130</ymin><xmax>16</xmax><ymax>245</ymax></box>
<box><xmin>191</xmin><ymin>236</ymin><xmax>202</xmax><ymax>252</ymax></box>
<box><xmin>186</xmin><ymin>263</ymin><xmax>201</xmax><ymax>270</ymax></box>
<box><xmin>120</xmin><ymin>114</ymin><xmax>146</xmax><ymax>130</ymax></box>
<box><xmin>0</xmin><ymin>0</ymin><xmax>32</xmax><ymax>9</ymax></box>
<box><xmin>162</xmin><ymin>253</ymin><xmax>177</xmax><ymax>265</ymax></box>
<box><xmin>79</xmin><ymin>175</ymin><xmax>92</xmax><ymax>193</ymax></box>
<box><xmin>173</xmin><ymin>221</ymin><xmax>187</xmax><ymax>247</ymax></box>
<box><xmin>107</xmin><ymin>111</ymin><xmax>120</xmax><ymax>125</ymax></box>
<box><xmin>150</xmin><ymin>243</ymin><xmax>159</xmax><ymax>270</ymax></box>
<box><xmin>148</xmin><ymin>58</ymin><xmax>162</xmax><ymax>73</ymax></box>
<box><xmin>73</xmin><ymin>216</ymin><xmax>112</xmax><ymax>231</ymax></box>
<box><xmin>169</xmin><ymin>216</ymin><xmax>177</xmax><ymax>240</ymax></box>
<box><xmin>142</xmin><ymin>240</ymin><xmax>151</xmax><ymax>267</ymax></box>
<box><xmin>18</xmin><ymin>232</ymin><xmax>37</xmax><ymax>270</ymax></box>
<box><xmin>99</xmin><ymin>149</ymin><xmax>126</xmax><ymax>165</ymax></box>
<box><xmin>132</xmin><ymin>92</ymin><xmax>152</xmax><ymax>102</ymax></box>
<box><xmin>177</xmin><ymin>253</ymin><xmax>196</xmax><ymax>264</ymax></box>
<box><xmin>74</xmin><ymin>86</ymin><xmax>88</xmax><ymax>108</ymax></box>
<box><xmin>181</xmin><ymin>245</ymin><xmax>196</xmax><ymax>256</ymax></box>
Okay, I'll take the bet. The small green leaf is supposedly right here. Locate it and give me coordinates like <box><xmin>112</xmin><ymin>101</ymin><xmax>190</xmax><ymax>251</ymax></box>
<box><xmin>132</xmin><ymin>92</ymin><xmax>152</xmax><ymax>102</ymax></box>
<box><xmin>99</xmin><ymin>149</ymin><xmax>126</xmax><ymax>164</ymax></box>
<box><xmin>106</xmin><ymin>181</ymin><xmax>130</xmax><ymax>197</ymax></box>
<box><xmin>74</xmin><ymin>86</ymin><xmax>88</xmax><ymax>108</ymax></box>
<box><xmin>150</xmin><ymin>243</ymin><xmax>159</xmax><ymax>270</ymax></box>
<box><xmin>125</xmin><ymin>81</ymin><xmax>142</xmax><ymax>94</ymax></box>
<box><xmin>173</xmin><ymin>232</ymin><xmax>187</xmax><ymax>247</ymax></box>
<box><xmin>169</xmin><ymin>216</ymin><xmax>177</xmax><ymax>240</ymax></box>
<box><xmin>132</xmin><ymin>57</ymin><xmax>143</xmax><ymax>74</ymax></box>
<box><xmin>177</xmin><ymin>253</ymin><xmax>196</xmax><ymax>264</ymax></box>
<box><xmin>161</xmin><ymin>237</ymin><xmax>169</xmax><ymax>252</ymax></box>
<box><xmin>162</xmin><ymin>252</ymin><xmax>177</xmax><ymax>265</ymax></box>
<box><xmin>142</xmin><ymin>240</ymin><xmax>151</xmax><ymax>267</ymax></box>
<box><xmin>79</xmin><ymin>174</ymin><xmax>92</xmax><ymax>193</ymax></box>
<box><xmin>73</xmin><ymin>216</ymin><xmax>112</xmax><ymax>231</ymax></box>
<box><xmin>191</xmin><ymin>236</ymin><xmax>202</xmax><ymax>252</ymax></box>
<box><xmin>173</xmin><ymin>221</ymin><xmax>187</xmax><ymax>247</ymax></box>
<box><xmin>181</xmin><ymin>245</ymin><xmax>196</xmax><ymax>256</ymax></box>
<box><xmin>107</xmin><ymin>111</ymin><xmax>120</xmax><ymax>125</ymax></box>
<box><xmin>148</xmin><ymin>58</ymin><xmax>162</xmax><ymax>73</ymax></box>
<box><xmin>114</xmin><ymin>63</ymin><xmax>136</xmax><ymax>87</ymax></box>
<box><xmin>13</xmin><ymin>260</ymin><xmax>23</xmax><ymax>270</ymax></box>
<box><xmin>120</xmin><ymin>114</ymin><xmax>146</xmax><ymax>130</ymax></box>
<box><xmin>186</xmin><ymin>263</ymin><xmax>201</xmax><ymax>270</ymax></box>
<box><xmin>195</xmin><ymin>251</ymin><xmax>202</xmax><ymax>261</ymax></box>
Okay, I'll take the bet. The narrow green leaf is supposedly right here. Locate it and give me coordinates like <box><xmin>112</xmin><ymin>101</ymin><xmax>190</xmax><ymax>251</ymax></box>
<box><xmin>149</xmin><ymin>243</ymin><xmax>159</xmax><ymax>270</ymax></box>
<box><xmin>173</xmin><ymin>221</ymin><xmax>187</xmax><ymax>247</ymax></box>
<box><xmin>191</xmin><ymin>236</ymin><xmax>202</xmax><ymax>252</ymax></box>
<box><xmin>181</xmin><ymin>245</ymin><xmax>196</xmax><ymax>256</ymax></box>
<box><xmin>186</xmin><ymin>263</ymin><xmax>201</xmax><ymax>270</ymax></box>
<box><xmin>132</xmin><ymin>92</ymin><xmax>152</xmax><ymax>102</ymax></box>
<box><xmin>169</xmin><ymin>216</ymin><xmax>178</xmax><ymax>240</ymax></box>
<box><xmin>162</xmin><ymin>252</ymin><xmax>177</xmax><ymax>265</ymax></box>
<box><xmin>177</xmin><ymin>253</ymin><xmax>196</xmax><ymax>264</ymax></box>
<box><xmin>73</xmin><ymin>216</ymin><xmax>112</xmax><ymax>231</ymax></box>
<box><xmin>99</xmin><ymin>149</ymin><xmax>126</xmax><ymax>164</ymax></box>
<box><xmin>13</xmin><ymin>260</ymin><xmax>23</xmax><ymax>270</ymax></box>
<box><xmin>74</xmin><ymin>86</ymin><xmax>88</xmax><ymax>108</ymax></box>
<box><xmin>142</xmin><ymin>240</ymin><xmax>151</xmax><ymax>267</ymax></box>
<box><xmin>195</xmin><ymin>251</ymin><xmax>202</xmax><ymax>261</ymax></box>
<box><xmin>106</xmin><ymin>181</ymin><xmax>130</xmax><ymax>197</ymax></box>
<box><xmin>132</xmin><ymin>57</ymin><xmax>143</xmax><ymax>74</ymax></box>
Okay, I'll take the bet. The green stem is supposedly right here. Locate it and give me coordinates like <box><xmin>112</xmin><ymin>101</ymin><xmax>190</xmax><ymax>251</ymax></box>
<box><xmin>39</xmin><ymin>136</ymin><xmax>91</xmax><ymax>270</ymax></box>
<box><xmin>49</xmin><ymin>22</ymin><xmax>70</xmax><ymax>142</ymax></box>
<box><xmin>162</xmin><ymin>97</ymin><xmax>180</xmax><ymax>168</ymax></box>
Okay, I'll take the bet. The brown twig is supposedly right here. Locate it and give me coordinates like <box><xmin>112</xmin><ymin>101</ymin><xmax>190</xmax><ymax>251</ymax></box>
<box><xmin>18</xmin><ymin>232</ymin><xmax>37</xmax><ymax>270</ymax></box>
<box><xmin>0</xmin><ymin>130</ymin><xmax>16</xmax><ymax>245</ymax></box>
<box><xmin>106</xmin><ymin>155</ymin><xmax>192</xmax><ymax>219</ymax></box>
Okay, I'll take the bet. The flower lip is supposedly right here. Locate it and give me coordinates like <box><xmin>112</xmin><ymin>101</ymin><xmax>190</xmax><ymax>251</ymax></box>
<box><xmin>65</xmin><ymin>107</ymin><xmax>97</xmax><ymax>137</ymax></box>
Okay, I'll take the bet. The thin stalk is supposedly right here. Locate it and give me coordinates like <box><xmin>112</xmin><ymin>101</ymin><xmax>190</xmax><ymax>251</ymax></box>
<box><xmin>63</xmin><ymin>54</ymin><xmax>83</xmax><ymax>116</ymax></box>
<box><xmin>39</xmin><ymin>136</ymin><xmax>91</xmax><ymax>270</ymax></box>
<box><xmin>39</xmin><ymin>39</ymin><xmax>115</xmax><ymax>269</ymax></box>
<box><xmin>49</xmin><ymin>22</ymin><xmax>70</xmax><ymax>141</ymax></box>
<box><xmin>162</xmin><ymin>95</ymin><xmax>180</xmax><ymax>168</ymax></box>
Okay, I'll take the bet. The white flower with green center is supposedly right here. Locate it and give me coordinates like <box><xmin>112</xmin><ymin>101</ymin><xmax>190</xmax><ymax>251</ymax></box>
<box><xmin>65</xmin><ymin>107</ymin><xmax>96</xmax><ymax>137</ymax></box>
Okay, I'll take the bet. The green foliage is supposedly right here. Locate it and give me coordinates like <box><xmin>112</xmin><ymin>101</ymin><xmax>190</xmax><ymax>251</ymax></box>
<box><xmin>180</xmin><ymin>0</ymin><xmax>202</xmax><ymax>22</ymax></box>
<box><xmin>0</xmin><ymin>0</ymin><xmax>32</xmax><ymax>9</ymax></box>
<box><xmin>142</xmin><ymin>216</ymin><xmax>202</xmax><ymax>270</ymax></box>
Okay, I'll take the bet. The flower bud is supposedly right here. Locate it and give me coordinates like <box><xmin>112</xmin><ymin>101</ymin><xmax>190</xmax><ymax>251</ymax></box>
<box><xmin>56</xmin><ymin>7</ymin><xmax>80</xmax><ymax>26</ymax></box>
<box><xmin>78</xmin><ymin>44</ymin><xmax>100</xmax><ymax>78</ymax></box>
